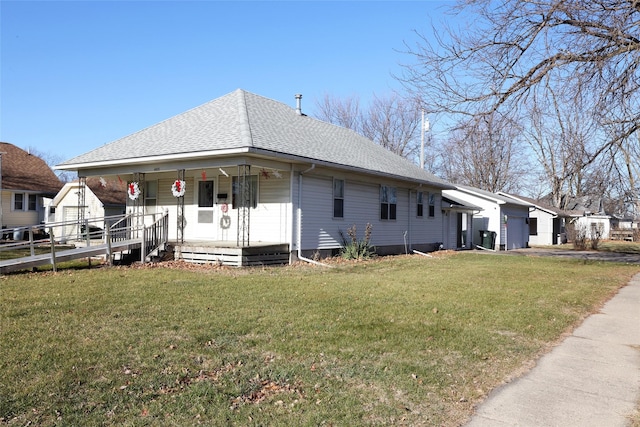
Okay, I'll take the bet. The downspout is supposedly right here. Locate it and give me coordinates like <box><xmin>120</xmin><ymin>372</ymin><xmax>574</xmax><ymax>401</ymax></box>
<box><xmin>441</xmin><ymin>198</ymin><xmax>445</xmax><ymax>248</ymax></box>
<box><xmin>297</xmin><ymin>164</ymin><xmax>332</xmax><ymax>267</ymax></box>
<box><xmin>407</xmin><ymin>189</ymin><xmax>412</xmax><ymax>253</ymax></box>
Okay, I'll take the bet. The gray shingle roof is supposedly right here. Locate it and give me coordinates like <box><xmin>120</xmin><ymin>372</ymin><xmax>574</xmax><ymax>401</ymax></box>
<box><xmin>455</xmin><ymin>185</ymin><xmax>532</xmax><ymax>207</ymax></box>
<box><xmin>59</xmin><ymin>89</ymin><xmax>451</xmax><ymax>188</ymax></box>
<box><xmin>501</xmin><ymin>193</ymin><xmax>574</xmax><ymax>217</ymax></box>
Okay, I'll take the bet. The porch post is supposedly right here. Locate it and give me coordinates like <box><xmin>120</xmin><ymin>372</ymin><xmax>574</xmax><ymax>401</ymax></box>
<box><xmin>237</xmin><ymin>164</ymin><xmax>251</xmax><ymax>247</ymax></box>
<box><xmin>77</xmin><ymin>176</ymin><xmax>86</xmax><ymax>241</ymax></box>
<box><xmin>177</xmin><ymin>169</ymin><xmax>185</xmax><ymax>244</ymax></box>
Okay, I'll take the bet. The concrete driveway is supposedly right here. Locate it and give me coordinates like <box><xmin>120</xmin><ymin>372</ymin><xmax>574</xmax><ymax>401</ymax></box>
<box><xmin>501</xmin><ymin>247</ymin><xmax>640</xmax><ymax>264</ymax></box>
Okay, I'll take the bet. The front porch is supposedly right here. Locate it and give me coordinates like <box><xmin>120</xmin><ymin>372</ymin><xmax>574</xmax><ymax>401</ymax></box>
<box><xmin>174</xmin><ymin>241</ymin><xmax>290</xmax><ymax>267</ymax></box>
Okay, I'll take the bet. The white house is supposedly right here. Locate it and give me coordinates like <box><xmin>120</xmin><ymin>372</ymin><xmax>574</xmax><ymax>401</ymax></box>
<box><xmin>566</xmin><ymin>196</ymin><xmax>611</xmax><ymax>239</ymax></box>
<box><xmin>56</xmin><ymin>89</ymin><xmax>454</xmax><ymax>264</ymax></box>
<box><xmin>443</xmin><ymin>186</ymin><xmax>531</xmax><ymax>250</ymax></box>
<box><xmin>538</xmin><ymin>194</ymin><xmax>612</xmax><ymax>241</ymax></box>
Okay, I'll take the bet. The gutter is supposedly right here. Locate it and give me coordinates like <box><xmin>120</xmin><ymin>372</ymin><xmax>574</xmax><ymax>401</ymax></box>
<box><xmin>59</xmin><ymin>147</ymin><xmax>454</xmax><ymax>191</ymax></box>
<box><xmin>296</xmin><ymin>164</ymin><xmax>332</xmax><ymax>267</ymax></box>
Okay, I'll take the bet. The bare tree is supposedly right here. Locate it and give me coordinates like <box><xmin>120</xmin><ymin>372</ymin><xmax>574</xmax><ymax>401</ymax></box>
<box><xmin>401</xmin><ymin>1</ymin><xmax>640</xmax><ymax>122</ymax></box>
<box><xmin>399</xmin><ymin>0</ymin><xmax>640</xmax><ymax>206</ymax></box>
<box><xmin>315</xmin><ymin>94</ymin><xmax>362</xmax><ymax>131</ymax></box>
<box><xmin>521</xmin><ymin>85</ymin><xmax>600</xmax><ymax>208</ymax></box>
<box><xmin>438</xmin><ymin>112</ymin><xmax>528</xmax><ymax>193</ymax></box>
<box><xmin>27</xmin><ymin>146</ymin><xmax>74</xmax><ymax>183</ymax></box>
<box><xmin>315</xmin><ymin>93</ymin><xmax>424</xmax><ymax>162</ymax></box>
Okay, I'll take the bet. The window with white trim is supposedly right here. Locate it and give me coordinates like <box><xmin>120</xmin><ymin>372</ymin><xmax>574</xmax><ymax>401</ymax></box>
<box><xmin>380</xmin><ymin>185</ymin><xmax>397</xmax><ymax>220</ymax></box>
<box><xmin>145</xmin><ymin>181</ymin><xmax>157</xmax><ymax>214</ymax></box>
<box><xmin>428</xmin><ymin>192</ymin><xmax>435</xmax><ymax>217</ymax></box>
<box><xmin>13</xmin><ymin>193</ymin><xmax>24</xmax><ymax>211</ymax></box>
<box><xmin>28</xmin><ymin>194</ymin><xmax>37</xmax><ymax>211</ymax></box>
<box><xmin>232</xmin><ymin>175</ymin><xmax>258</xmax><ymax>209</ymax></box>
<box><xmin>333</xmin><ymin>179</ymin><xmax>344</xmax><ymax>218</ymax></box>
<box><xmin>417</xmin><ymin>191</ymin><xmax>424</xmax><ymax>217</ymax></box>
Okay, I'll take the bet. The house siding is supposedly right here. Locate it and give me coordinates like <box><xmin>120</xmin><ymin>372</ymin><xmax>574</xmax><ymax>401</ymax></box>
<box><xmin>157</xmin><ymin>177</ymin><xmax>191</xmax><ymax>239</ymax></box>
<box><xmin>501</xmin><ymin>205</ymin><xmax>530</xmax><ymax>249</ymax></box>
<box><xmin>573</xmin><ymin>215</ymin><xmax>610</xmax><ymax>240</ymax></box>
<box><xmin>299</xmin><ymin>172</ymin><xmax>444</xmax><ymax>254</ymax></box>
<box><xmin>529</xmin><ymin>210</ymin><xmax>555</xmax><ymax>246</ymax></box>
<box><xmin>2</xmin><ymin>190</ymin><xmax>41</xmax><ymax>229</ymax></box>
<box><xmin>442</xmin><ymin>210</ymin><xmax>473</xmax><ymax>250</ymax></box>
<box><xmin>151</xmin><ymin>170</ymin><xmax>292</xmax><ymax>245</ymax></box>
<box><xmin>300</xmin><ymin>174</ymin><xmax>338</xmax><ymax>250</ymax></box>
<box><xmin>249</xmin><ymin>171</ymin><xmax>291</xmax><ymax>243</ymax></box>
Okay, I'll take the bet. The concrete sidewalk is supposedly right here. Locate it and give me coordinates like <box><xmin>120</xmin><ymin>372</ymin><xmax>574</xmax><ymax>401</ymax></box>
<box><xmin>464</xmin><ymin>273</ymin><xmax>640</xmax><ymax>427</ymax></box>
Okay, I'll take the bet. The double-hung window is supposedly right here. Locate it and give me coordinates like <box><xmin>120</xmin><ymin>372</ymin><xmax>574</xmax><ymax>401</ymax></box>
<box><xmin>28</xmin><ymin>194</ymin><xmax>37</xmax><ymax>211</ymax></box>
<box><xmin>13</xmin><ymin>194</ymin><xmax>24</xmax><ymax>211</ymax></box>
<box><xmin>232</xmin><ymin>175</ymin><xmax>258</xmax><ymax>209</ymax></box>
<box><xmin>145</xmin><ymin>181</ymin><xmax>158</xmax><ymax>214</ymax></box>
<box><xmin>417</xmin><ymin>191</ymin><xmax>424</xmax><ymax>217</ymax></box>
<box><xmin>428</xmin><ymin>192</ymin><xmax>435</xmax><ymax>217</ymax></box>
<box><xmin>333</xmin><ymin>179</ymin><xmax>344</xmax><ymax>218</ymax></box>
<box><xmin>380</xmin><ymin>185</ymin><xmax>397</xmax><ymax>220</ymax></box>
<box><xmin>12</xmin><ymin>193</ymin><xmax>37</xmax><ymax>211</ymax></box>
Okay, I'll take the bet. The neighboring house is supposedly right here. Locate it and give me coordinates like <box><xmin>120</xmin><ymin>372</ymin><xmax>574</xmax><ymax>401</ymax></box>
<box><xmin>540</xmin><ymin>194</ymin><xmax>611</xmax><ymax>240</ymax></box>
<box><xmin>565</xmin><ymin>196</ymin><xmax>611</xmax><ymax>240</ymax></box>
<box><xmin>0</xmin><ymin>142</ymin><xmax>63</xmax><ymax>238</ymax></box>
<box><xmin>443</xmin><ymin>186</ymin><xmax>531</xmax><ymax>250</ymax></box>
<box><xmin>499</xmin><ymin>193</ymin><xmax>572</xmax><ymax>246</ymax></box>
<box><xmin>56</xmin><ymin>89</ymin><xmax>454</xmax><ymax>263</ymax></box>
<box><xmin>49</xmin><ymin>177</ymin><xmax>127</xmax><ymax>242</ymax></box>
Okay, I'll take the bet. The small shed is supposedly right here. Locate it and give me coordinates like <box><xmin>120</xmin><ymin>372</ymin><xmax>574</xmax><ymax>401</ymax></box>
<box><xmin>49</xmin><ymin>177</ymin><xmax>126</xmax><ymax>241</ymax></box>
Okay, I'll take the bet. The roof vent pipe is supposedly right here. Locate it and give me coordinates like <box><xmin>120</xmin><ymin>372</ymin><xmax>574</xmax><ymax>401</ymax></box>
<box><xmin>295</xmin><ymin>94</ymin><xmax>302</xmax><ymax>115</ymax></box>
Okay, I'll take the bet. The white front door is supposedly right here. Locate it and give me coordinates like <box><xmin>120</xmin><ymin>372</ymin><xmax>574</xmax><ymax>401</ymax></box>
<box><xmin>196</xmin><ymin>179</ymin><xmax>216</xmax><ymax>240</ymax></box>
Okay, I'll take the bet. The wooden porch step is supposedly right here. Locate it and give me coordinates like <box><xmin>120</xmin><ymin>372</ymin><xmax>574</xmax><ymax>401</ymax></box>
<box><xmin>176</xmin><ymin>244</ymin><xmax>290</xmax><ymax>267</ymax></box>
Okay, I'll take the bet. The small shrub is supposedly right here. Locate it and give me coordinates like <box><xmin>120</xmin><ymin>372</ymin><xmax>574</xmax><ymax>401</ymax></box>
<box><xmin>567</xmin><ymin>222</ymin><xmax>588</xmax><ymax>250</ymax></box>
<box><xmin>339</xmin><ymin>223</ymin><xmax>375</xmax><ymax>260</ymax></box>
<box><xmin>589</xmin><ymin>223</ymin><xmax>604</xmax><ymax>250</ymax></box>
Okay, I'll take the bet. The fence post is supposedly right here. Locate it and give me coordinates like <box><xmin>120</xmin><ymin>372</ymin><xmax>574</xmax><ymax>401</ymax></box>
<box><xmin>85</xmin><ymin>219</ymin><xmax>92</xmax><ymax>268</ymax></box>
<box><xmin>29</xmin><ymin>228</ymin><xmax>35</xmax><ymax>257</ymax></box>
<box><xmin>49</xmin><ymin>227</ymin><xmax>57</xmax><ymax>272</ymax></box>
<box><xmin>141</xmin><ymin>227</ymin><xmax>147</xmax><ymax>263</ymax></box>
<box><xmin>105</xmin><ymin>225</ymin><xmax>113</xmax><ymax>266</ymax></box>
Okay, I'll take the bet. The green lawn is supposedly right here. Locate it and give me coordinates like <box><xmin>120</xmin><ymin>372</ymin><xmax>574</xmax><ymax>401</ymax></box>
<box><xmin>1</xmin><ymin>253</ymin><xmax>638</xmax><ymax>426</ymax></box>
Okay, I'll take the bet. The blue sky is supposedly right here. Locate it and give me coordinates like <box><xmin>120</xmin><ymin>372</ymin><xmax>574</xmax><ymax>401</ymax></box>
<box><xmin>1</xmin><ymin>0</ymin><xmax>452</xmax><ymax>165</ymax></box>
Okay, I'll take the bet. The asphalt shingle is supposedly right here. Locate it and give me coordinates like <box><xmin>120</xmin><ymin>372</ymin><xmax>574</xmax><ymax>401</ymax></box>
<box><xmin>59</xmin><ymin>89</ymin><xmax>451</xmax><ymax>188</ymax></box>
<box><xmin>0</xmin><ymin>142</ymin><xmax>63</xmax><ymax>195</ymax></box>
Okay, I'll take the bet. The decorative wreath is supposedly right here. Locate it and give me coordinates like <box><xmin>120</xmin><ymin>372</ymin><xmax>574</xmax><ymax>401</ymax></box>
<box><xmin>171</xmin><ymin>180</ymin><xmax>186</xmax><ymax>197</ymax></box>
<box><xmin>128</xmin><ymin>182</ymin><xmax>141</xmax><ymax>201</ymax></box>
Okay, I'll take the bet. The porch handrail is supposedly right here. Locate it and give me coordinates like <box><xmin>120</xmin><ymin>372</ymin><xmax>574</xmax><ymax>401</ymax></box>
<box><xmin>0</xmin><ymin>211</ymin><xmax>169</xmax><ymax>271</ymax></box>
<box><xmin>141</xmin><ymin>210</ymin><xmax>169</xmax><ymax>261</ymax></box>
